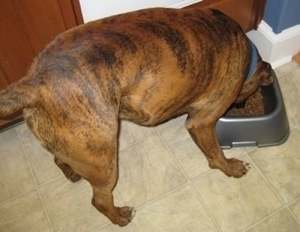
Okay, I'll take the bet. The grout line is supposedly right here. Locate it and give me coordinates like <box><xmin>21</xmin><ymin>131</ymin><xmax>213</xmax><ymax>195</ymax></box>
<box><xmin>190</xmin><ymin>181</ymin><xmax>222</xmax><ymax>232</ymax></box>
<box><xmin>245</xmin><ymin>151</ymin><xmax>287</xmax><ymax>206</ymax></box>
<box><xmin>153</xmin><ymin>114</ymin><xmax>187</xmax><ymax>134</ymax></box>
<box><xmin>0</xmin><ymin>189</ymin><xmax>36</xmax><ymax>206</ymax></box>
<box><xmin>0</xmin><ymin>132</ymin><xmax>19</xmax><ymax>146</ymax></box>
<box><xmin>90</xmin><ymin>223</ymin><xmax>111</xmax><ymax>232</ymax></box>
<box><xmin>134</xmin><ymin>182</ymin><xmax>190</xmax><ymax>211</ymax></box>
<box><xmin>156</xmin><ymin>129</ymin><xmax>190</xmax><ymax>181</ymax></box>
<box><xmin>287</xmin><ymin>206</ymin><xmax>300</xmax><ymax>226</ymax></box>
<box><xmin>130</xmin><ymin>168</ymin><xmax>215</xmax><ymax>212</ymax></box>
<box><xmin>274</xmin><ymin>60</ymin><xmax>300</xmax><ymax>79</ymax></box>
<box><xmin>131</xmin><ymin>220</ymin><xmax>140</xmax><ymax>232</ymax></box>
<box><xmin>38</xmin><ymin>175</ymin><xmax>65</xmax><ymax>188</ymax></box>
<box><xmin>287</xmin><ymin>197</ymin><xmax>300</xmax><ymax>225</ymax></box>
<box><xmin>118</xmin><ymin>127</ymin><xmax>157</xmax><ymax>152</ymax></box>
<box><xmin>129</xmin><ymin>181</ymin><xmax>221</xmax><ymax>231</ymax></box>
<box><xmin>242</xmin><ymin>206</ymin><xmax>288</xmax><ymax>232</ymax></box>
<box><xmin>18</xmin><ymin>136</ymin><xmax>56</xmax><ymax>232</ymax></box>
<box><xmin>155</xmin><ymin>121</ymin><xmax>217</xmax><ymax>181</ymax></box>
<box><xmin>243</xmin><ymin>199</ymin><xmax>300</xmax><ymax>231</ymax></box>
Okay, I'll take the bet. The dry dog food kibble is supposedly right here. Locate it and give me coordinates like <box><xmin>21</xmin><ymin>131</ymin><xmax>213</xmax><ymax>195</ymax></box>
<box><xmin>227</xmin><ymin>88</ymin><xmax>265</xmax><ymax>116</ymax></box>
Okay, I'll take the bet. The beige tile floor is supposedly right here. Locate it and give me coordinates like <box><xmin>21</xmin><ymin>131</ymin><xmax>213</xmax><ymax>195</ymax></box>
<box><xmin>0</xmin><ymin>61</ymin><xmax>300</xmax><ymax>232</ymax></box>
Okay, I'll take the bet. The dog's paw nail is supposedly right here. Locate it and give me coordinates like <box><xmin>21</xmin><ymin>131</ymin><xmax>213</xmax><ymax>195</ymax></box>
<box><xmin>126</xmin><ymin>207</ymin><xmax>136</xmax><ymax>222</ymax></box>
<box><xmin>121</xmin><ymin>207</ymin><xmax>136</xmax><ymax>221</ymax></box>
<box><xmin>243</xmin><ymin>161</ymin><xmax>250</xmax><ymax>168</ymax></box>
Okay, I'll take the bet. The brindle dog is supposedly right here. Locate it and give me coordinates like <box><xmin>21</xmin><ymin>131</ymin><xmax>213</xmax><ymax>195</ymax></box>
<box><xmin>0</xmin><ymin>8</ymin><xmax>272</xmax><ymax>226</ymax></box>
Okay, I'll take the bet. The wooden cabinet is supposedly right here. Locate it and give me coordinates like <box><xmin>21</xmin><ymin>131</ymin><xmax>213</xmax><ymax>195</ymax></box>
<box><xmin>0</xmin><ymin>0</ymin><xmax>83</xmax><ymax>89</ymax></box>
<box><xmin>0</xmin><ymin>0</ymin><xmax>82</xmax><ymax>127</ymax></box>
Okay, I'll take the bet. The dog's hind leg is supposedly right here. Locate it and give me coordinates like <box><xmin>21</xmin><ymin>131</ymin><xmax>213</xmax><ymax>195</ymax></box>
<box><xmin>185</xmin><ymin>112</ymin><xmax>250</xmax><ymax>178</ymax></box>
<box><xmin>92</xmin><ymin>185</ymin><xmax>135</xmax><ymax>226</ymax></box>
<box><xmin>54</xmin><ymin>157</ymin><xmax>82</xmax><ymax>182</ymax></box>
<box><xmin>86</xmin><ymin>155</ymin><xmax>135</xmax><ymax>226</ymax></box>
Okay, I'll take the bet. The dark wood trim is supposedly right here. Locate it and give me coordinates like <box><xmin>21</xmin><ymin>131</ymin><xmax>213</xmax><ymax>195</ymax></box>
<box><xmin>252</xmin><ymin>0</ymin><xmax>266</xmax><ymax>30</ymax></box>
<box><xmin>58</xmin><ymin>0</ymin><xmax>84</xmax><ymax>28</ymax></box>
<box><xmin>71</xmin><ymin>0</ymin><xmax>84</xmax><ymax>25</ymax></box>
<box><xmin>185</xmin><ymin>0</ymin><xmax>220</xmax><ymax>8</ymax></box>
<box><xmin>185</xmin><ymin>0</ymin><xmax>266</xmax><ymax>32</ymax></box>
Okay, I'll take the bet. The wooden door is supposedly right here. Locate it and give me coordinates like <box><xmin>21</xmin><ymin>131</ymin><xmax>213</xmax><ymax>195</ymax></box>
<box><xmin>0</xmin><ymin>0</ymin><xmax>83</xmax><ymax>127</ymax></box>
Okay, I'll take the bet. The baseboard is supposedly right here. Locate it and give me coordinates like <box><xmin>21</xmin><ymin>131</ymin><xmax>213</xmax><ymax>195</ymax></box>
<box><xmin>247</xmin><ymin>21</ymin><xmax>300</xmax><ymax>68</ymax></box>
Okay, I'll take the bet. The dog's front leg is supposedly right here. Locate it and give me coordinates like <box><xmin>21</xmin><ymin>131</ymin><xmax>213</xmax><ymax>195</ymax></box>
<box><xmin>185</xmin><ymin>115</ymin><xmax>249</xmax><ymax>178</ymax></box>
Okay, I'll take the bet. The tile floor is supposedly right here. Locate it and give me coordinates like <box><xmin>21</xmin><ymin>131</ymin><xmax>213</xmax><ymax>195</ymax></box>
<box><xmin>0</xmin><ymin>61</ymin><xmax>300</xmax><ymax>232</ymax></box>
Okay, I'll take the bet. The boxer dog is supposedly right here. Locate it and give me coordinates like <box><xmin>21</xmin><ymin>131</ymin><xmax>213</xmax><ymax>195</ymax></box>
<box><xmin>0</xmin><ymin>8</ymin><xmax>272</xmax><ymax>226</ymax></box>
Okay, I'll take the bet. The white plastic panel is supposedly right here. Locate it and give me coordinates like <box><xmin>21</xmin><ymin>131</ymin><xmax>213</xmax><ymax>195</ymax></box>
<box><xmin>79</xmin><ymin>0</ymin><xmax>201</xmax><ymax>22</ymax></box>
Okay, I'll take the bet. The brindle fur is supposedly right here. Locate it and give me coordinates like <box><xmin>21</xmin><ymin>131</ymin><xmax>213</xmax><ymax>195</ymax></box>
<box><xmin>0</xmin><ymin>8</ymin><xmax>272</xmax><ymax>226</ymax></box>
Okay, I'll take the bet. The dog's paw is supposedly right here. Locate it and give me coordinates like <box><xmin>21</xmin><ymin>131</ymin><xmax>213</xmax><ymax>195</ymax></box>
<box><xmin>223</xmin><ymin>158</ymin><xmax>250</xmax><ymax>178</ymax></box>
<box><xmin>117</xmin><ymin>207</ymin><xmax>136</xmax><ymax>226</ymax></box>
<box><xmin>120</xmin><ymin>206</ymin><xmax>136</xmax><ymax>220</ymax></box>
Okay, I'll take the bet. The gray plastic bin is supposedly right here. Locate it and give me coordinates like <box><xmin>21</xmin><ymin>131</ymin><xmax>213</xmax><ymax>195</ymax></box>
<box><xmin>216</xmin><ymin>70</ymin><xmax>290</xmax><ymax>148</ymax></box>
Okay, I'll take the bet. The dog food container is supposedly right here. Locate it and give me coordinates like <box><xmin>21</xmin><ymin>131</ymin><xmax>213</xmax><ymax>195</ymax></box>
<box><xmin>216</xmin><ymin>70</ymin><xmax>290</xmax><ymax>148</ymax></box>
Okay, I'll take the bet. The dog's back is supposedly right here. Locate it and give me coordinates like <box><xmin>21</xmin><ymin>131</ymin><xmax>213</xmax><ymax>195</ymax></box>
<box><xmin>0</xmin><ymin>8</ymin><xmax>250</xmax><ymax>125</ymax></box>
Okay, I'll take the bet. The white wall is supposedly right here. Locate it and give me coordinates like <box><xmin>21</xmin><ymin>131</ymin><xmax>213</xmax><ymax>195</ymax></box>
<box><xmin>247</xmin><ymin>21</ymin><xmax>300</xmax><ymax>68</ymax></box>
<box><xmin>79</xmin><ymin>0</ymin><xmax>200</xmax><ymax>22</ymax></box>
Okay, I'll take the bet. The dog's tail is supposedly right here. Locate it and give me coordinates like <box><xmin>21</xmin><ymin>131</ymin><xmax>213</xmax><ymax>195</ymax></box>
<box><xmin>0</xmin><ymin>77</ymin><xmax>38</xmax><ymax>119</ymax></box>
